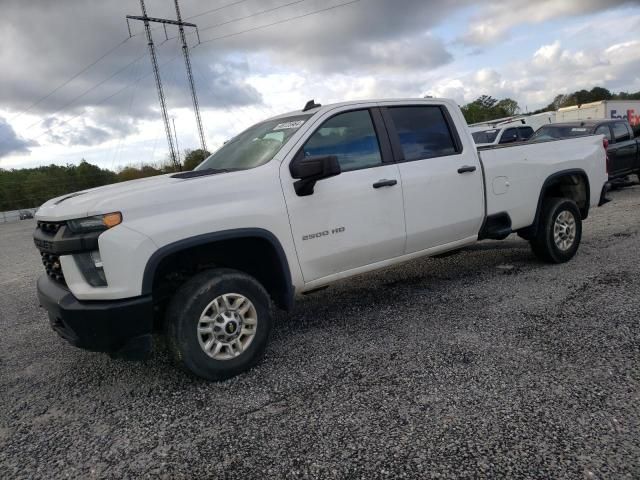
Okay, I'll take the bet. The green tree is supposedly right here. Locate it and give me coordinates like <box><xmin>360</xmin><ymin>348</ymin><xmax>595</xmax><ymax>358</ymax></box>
<box><xmin>461</xmin><ymin>96</ymin><xmax>521</xmax><ymax>124</ymax></box>
<box><xmin>495</xmin><ymin>98</ymin><xmax>520</xmax><ymax>116</ymax></box>
<box><xmin>182</xmin><ymin>149</ymin><xmax>211</xmax><ymax>171</ymax></box>
<box><xmin>117</xmin><ymin>165</ymin><xmax>161</xmax><ymax>182</ymax></box>
<box><xmin>589</xmin><ymin>86</ymin><xmax>613</xmax><ymax>102</ymax></box>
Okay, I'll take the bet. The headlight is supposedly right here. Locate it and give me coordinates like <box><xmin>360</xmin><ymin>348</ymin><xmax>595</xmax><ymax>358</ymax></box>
<box><xmin>67</xmin><ymin>212</ymin><xmax>122</xmax><ymax>233</ymax></box>
<box><xmin>75</xmin><ymin>250</ymin><xmax>107</xmax><ymax>287</ymax></box>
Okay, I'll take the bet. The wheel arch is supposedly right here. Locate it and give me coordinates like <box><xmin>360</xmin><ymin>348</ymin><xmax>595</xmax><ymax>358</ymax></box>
<box><xmin>519</xmin><ymin>169</ymin><xmax>590</xmax><ymax>239</ymax></box>
<box><xmin>142</xmin><ymin>228</ymin><xmax>295</xmax><ymax>311</ymax></box>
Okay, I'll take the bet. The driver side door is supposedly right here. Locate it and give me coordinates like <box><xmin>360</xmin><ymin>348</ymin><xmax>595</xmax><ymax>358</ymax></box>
<box><xmin>280</xmin><ymin>107</ymin><xmax>406</xmax><ymax>284</ymax></box>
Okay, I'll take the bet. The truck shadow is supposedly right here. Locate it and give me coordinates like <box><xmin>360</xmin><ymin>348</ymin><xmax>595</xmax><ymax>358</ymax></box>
<box><xmin>273</xmin><ymin>236</ymin><xmax>534</xmax><ymax>336</ymax></box>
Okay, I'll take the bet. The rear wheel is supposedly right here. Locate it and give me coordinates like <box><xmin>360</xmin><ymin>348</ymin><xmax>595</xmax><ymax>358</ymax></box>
<box><xmin>530</xmin><ymin>197</ymin><xmax>582</xmax><ymax>263</ymax></box>
<box><xmin>166</xmin><ymin>268</ymin><xmax>272</xmax><ymax>381</ymax></box>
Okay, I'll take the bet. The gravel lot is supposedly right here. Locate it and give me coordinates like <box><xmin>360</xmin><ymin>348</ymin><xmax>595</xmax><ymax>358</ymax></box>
<box><xmin>1</xmin><ymin>184</ymin><xmax>639</xmax><ymax>479</ymax></box>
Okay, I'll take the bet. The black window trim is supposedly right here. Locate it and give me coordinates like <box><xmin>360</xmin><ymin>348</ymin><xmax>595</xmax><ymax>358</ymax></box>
<box><xmin>293</xmin><ymin>107</ymin><xmax>393</xmax><ymax>174</ymax></box>
<box><xmin>379</xmin><ymin>104</ymin><xmax>464</xmax><ymax>163</ymax></box>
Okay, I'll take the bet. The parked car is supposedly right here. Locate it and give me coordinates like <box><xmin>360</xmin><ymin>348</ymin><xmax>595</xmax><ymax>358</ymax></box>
<box><xmin>33</xmin><ymin>97</ymin><xmax>608</xmax><ymax>381</ymax></box>
<box><xmin>529</xmin><ymin>119</ymin><xmax>640</xmax><ymax>181</ymax></box>
<box><xmin>19</xmin><ymin>210</ymin><xmax>34</xmax><ymax>220</ymax></box>
<box><xmin>471</xmin><ymin>124</ymin><xmax>535</xmax><ymax>147</ymax></box>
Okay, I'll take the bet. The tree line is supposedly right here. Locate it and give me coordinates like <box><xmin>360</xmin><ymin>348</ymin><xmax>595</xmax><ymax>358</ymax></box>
<box><xmin>461</xmin><ymin>86</ymin><xmax>640</xmax><ymax>124</ymax></box>
<box><xmin>0</xmin><ymin>149</ymin><xmax>209</xmax><ymax>211</ymax></box>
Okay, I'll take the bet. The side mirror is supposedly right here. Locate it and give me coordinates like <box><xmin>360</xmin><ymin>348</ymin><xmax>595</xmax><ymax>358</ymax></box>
<box><xmin>290</xmin><ymin>154</ymin><xmax>341</xmax><ymax>196</ymax></box>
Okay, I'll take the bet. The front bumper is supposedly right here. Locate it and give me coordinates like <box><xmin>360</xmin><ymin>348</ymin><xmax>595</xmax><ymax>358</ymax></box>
<box><xmin>37</xmin><ymin>275</ymin><xmax>154</xmax><ymax>360</ymax></box>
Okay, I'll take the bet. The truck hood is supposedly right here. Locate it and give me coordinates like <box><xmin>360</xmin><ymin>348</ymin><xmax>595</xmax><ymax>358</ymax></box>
<box><xmin>36</xmin><ymin>173</ymin><xmax>203</xmax><ymax>221</ymax></box>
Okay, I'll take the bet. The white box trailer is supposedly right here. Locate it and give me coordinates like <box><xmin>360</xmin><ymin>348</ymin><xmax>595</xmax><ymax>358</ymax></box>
<box><xmin>556</xmin><ymin>100</ymin><xmax>640</xmax><ymax>128</ymax></box>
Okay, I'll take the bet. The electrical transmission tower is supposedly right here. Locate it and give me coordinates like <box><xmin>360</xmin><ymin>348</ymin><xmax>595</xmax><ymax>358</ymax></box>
<box><xmin>173</xmin><ymin>0</ymin><xmax>207</xmax><ymax>153</ymax></box>
<box><xmin>126</xmin><ymin>0</ymin><xmax>206</xmax><ymax>170</ymax></box>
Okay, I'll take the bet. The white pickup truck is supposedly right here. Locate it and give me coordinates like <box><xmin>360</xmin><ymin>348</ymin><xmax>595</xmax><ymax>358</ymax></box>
<box><xmin>34</xmin><ymin>98</ymin><xmax>609</xmax><ymax>381</ymax></box>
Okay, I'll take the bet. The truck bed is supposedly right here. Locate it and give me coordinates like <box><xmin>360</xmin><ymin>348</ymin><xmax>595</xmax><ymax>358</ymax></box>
<box><xmin>477</xmin><ymin>135</ymin><xmax>607</xmax><ymax>231</ymax></box>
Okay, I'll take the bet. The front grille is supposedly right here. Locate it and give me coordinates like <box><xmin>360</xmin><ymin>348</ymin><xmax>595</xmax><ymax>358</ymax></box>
<box><xmin>37</xmin><ymin>221</ymin><xmax>64</xmax><ymax>234</ymax></box>
<box><xmin>36</xmin><ymin>220</ymin><xmax>67</xmax><ymax>285</ymax></box>
<box><xmin>40</xmin><ymin>251</ymin><xmax>66</xmax><ymax>285</ymax></box>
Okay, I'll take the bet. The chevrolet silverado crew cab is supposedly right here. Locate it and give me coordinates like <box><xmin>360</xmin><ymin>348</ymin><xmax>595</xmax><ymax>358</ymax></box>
<box><xmin>34</xmin><ymin>98</ymin><xmax>609</xmax><ymax>381</ymax></box>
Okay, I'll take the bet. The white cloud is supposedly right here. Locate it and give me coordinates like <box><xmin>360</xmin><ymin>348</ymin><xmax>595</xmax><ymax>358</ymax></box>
<box><xmin>426</xmin><ymin>37</ymin><xmax>640</xmax><ymax>109</ymax></box>
<box><xmin>1</xmin><ymin>0</ymin><xmax>639</xmax><ymax>168</ymax></box>
<box><xmin>460</xmin><ymin>0</ymin><xmax>635</xmax><ymax>45</ymax></box>
<box><xmin>0</xmin><ymin>117</ymin><xmax>37</xmax><ymax>158</ymax></box>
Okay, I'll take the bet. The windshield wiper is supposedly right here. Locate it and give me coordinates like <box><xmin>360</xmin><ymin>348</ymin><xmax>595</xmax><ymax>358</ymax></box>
<box><xmin>171</xmin><ymin>168</ymin><xmax>240</xmax><ymax>179</ymax></box>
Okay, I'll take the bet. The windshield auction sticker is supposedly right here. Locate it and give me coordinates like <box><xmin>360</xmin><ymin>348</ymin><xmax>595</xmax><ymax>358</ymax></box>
<box><xmin>273</xmin><ymin>120</ymin><xmax>306</xmax><ymax>130</ymax></box>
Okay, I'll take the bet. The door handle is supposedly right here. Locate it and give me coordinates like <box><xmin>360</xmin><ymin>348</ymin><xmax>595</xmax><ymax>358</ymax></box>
<box><xmin>457</xmin><ymin>165</ymin><xmax>477</xmax><ymax>174</ymax></box>
<box><xmin>372</xmin><ymin>179</ymin><xmax>398</xmax><ymax>189</ymax></box>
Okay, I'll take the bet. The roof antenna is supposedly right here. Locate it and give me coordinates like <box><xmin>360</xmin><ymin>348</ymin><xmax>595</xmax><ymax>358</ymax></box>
<box><xmin>303</xmin><ymin>99</ymin><xmax>321</xmax><ymax>112</ymax></box>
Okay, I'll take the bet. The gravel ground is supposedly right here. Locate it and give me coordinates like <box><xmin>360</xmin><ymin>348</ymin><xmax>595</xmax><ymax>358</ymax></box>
<box><xmin>1</xmin><ymin>184</ymin><xmax>639</xmax><ymax>479</ymax></box>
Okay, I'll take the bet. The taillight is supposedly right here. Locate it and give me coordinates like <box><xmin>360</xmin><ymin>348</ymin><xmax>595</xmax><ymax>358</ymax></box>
<box><xmin>603</xmin><ymin>138</ymin><xmax>610</xmax><ymax>174</ymax></box>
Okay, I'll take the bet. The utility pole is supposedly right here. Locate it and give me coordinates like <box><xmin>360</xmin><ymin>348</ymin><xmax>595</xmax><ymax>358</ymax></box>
<box><xmin>126</xmin><ymin>0</ymin><xmax>204</xmax><ymax>170</ymax></box>
<box><xmin>173</xmin><ymin>0</ymin><xmax>207</xmax><ymax>153</ymax></box>
<box><xmin>172</xmin><ymin>117</ymin><xmax>181</xmax><ymax>165</ymax></box>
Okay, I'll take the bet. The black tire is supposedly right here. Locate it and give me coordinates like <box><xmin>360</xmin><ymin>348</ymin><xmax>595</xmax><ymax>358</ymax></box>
<box><xmin>529</xmin><ymin>197</ymin><xmax>582</xmax><ymax>264</ymax></box>
<box><xmin>166</xmin><ymin>268</ymin><xmax>272</xmax><ymax>381</ymax></box>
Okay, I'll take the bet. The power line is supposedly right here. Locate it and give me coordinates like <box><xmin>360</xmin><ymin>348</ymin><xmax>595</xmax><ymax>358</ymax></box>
<box><xmin>195</xmin><ymin>0</ymin><xmax>361</xmax><ymax>45</ymax></box>
<box><xmin>32</xmin><ymin>55</ymin><xmax>180</xmax><ymax>143</ymax></box>
<box><xmin>6</xmin><ymin>0</ymin><xmax>363</xmax><ymax>155</ymax></box>
<box><xmin>7</xmin><ymin>37</ymin><xmax>137</xmax><ymax>123</ymax></box>
<box><xmin>30</xmin><ymin>51</ymin><xmax>184</xmax><ymax>144</ymax></box>
<box><xmin>184</xmin><ymin>0</ymin><xmax>252</xmax><ymax>20</ymax></box>
<box><xmin>1</xmin><ymin>46</ymin><xmax>149</xmax><ymax>144</ymax></box>
<box><xmin>163</xmin><ymin>0</ymin><xmax>310</xmax><ymax>41</ymax></box>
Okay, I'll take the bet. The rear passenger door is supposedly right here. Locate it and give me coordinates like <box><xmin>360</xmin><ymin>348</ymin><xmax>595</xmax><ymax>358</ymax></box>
<box><xmin>381</xmin><ymin>104</ymin><xmax>484</xmax><ymax>254</ymax></box>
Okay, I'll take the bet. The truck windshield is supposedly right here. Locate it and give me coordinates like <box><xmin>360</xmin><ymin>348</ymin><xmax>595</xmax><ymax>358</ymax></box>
<box><xmin>471</xmin><ymin>129</ymin><xmax>500</xmax><ymax>144</ymax></box>
<box><xmin>196</xmin><ymin>115</ymin><xmax>312</xmax><ymax>171</ymax></box>
<box><xmin>529</xmin><ymin>125</ymin><xmax>593</xmax><ymax>142</ymax></box>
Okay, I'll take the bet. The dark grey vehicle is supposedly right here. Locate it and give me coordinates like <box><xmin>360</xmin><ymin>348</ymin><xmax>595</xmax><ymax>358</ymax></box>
<box><xmin>19</xmin><ymin>210</ymin><xmax>34</xmax><ymax>220</ymax></box>
<box><xmin>529</xmin><ymin>119</ymin><xmax>640</xmax><ymax>181</ymax></box>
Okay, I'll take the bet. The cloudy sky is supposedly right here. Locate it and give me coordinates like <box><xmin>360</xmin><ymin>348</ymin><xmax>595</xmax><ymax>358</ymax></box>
<box><xmin>1</xmin><ymin>0</ymin><xmax>639</xmax><ymax>170</ymax></box>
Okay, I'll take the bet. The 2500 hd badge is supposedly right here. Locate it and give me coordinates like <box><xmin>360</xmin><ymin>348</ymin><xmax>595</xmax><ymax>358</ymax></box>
<box><xmin>302</xmin><ymin>226</ymin><xmax>346</xmax><ymax>241</ymax></box>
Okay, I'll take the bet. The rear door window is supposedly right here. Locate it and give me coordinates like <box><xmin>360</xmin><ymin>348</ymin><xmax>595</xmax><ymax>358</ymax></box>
<box><xmin>471</xmin><ymin>129</ymin><xmax>499</xmax><ymax>144</ymax></box>
<box><xmin>387</xmin><ymin>106</ymin><xmax>459</xmax><ymax>161</ymax></box>
<box><xmin>517</xmin><ymin>127</ymin><xmax>534</xmax><ymax>140</ymax></box>
<box><xmin>499</xmin><ymin>128</ymin><xmax>518</xmax><ymax>144</ymax></box>
<box><xmin>612</xmin><ymin>122</ymin><xmax>631</xmax><ymax>142</ymax></box>
<box><xmin>625</xmin><ymin>123</ymin><xmax>635</xmax><ymax>139</ymax></box>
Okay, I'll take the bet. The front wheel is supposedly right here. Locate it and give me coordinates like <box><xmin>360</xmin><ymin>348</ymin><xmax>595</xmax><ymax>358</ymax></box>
<box><xmin>166</xmin><ymin>268</ymin><xmax>272</xmax><ymax>381</ymax></box>
<box><xmin>530</xmin><ymin>197</ymin><xmax>582</xmax><ymax>264</ymax></box>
